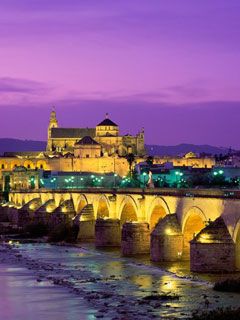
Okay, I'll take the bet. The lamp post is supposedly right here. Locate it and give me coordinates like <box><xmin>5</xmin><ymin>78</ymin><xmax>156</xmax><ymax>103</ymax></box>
<box><xmin>80</xmin><ymin>177</ymin><xmax>84</xmax><ymax>188</ymax></box>
<box><xmin>213</xmin><ymin>169</ymin><xmax>224</xmax><ymax>176</ymax></box>
<box><xmin>91</xmin><ymin>175</ymin><xmax>95</xmax><ymax>187</ymax></box>
<box><xmin>175</xmin><ymin>171</ymin><xmax>183</xmax><ymax>187</ymax></box>
<box><xmin>143</xmin><ymin>172</ymin><xmax>147</xmax><ymax>188</ymax></box>
<box><xmin>114</xmin><ymin>173</ymin><xmax>117</xmax><ymax>188</ymax></box>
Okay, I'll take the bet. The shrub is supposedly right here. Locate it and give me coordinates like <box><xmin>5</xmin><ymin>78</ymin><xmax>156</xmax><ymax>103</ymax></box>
<box><xmin>25</xmin><ymin>222</ymin><xmax>48</xmax><ymax>238</ymax></box>
<box><xmin>213</xmin><ymin>278</ymin><xmax>240</xmax><ymax>293</ymax></box>
<box><xmin>191</xmin><ymin>308</ymin><xmax>240</xmax><ymax>320</ymax></box>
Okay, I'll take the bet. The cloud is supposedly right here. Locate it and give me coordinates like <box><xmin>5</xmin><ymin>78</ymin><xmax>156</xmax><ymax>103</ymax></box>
<box><xmin>0</xmin><ymin>77</ymin><xmax>49</xmax><ymax>94</ymax></box>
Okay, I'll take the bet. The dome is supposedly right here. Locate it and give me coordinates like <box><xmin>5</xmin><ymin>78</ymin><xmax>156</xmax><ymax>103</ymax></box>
<box><xmin>97</xmin><ymin>113</ymin><xmax>118</xmax><ymax>127</ymax></box>
<box><xmin>184</xmin><ymin>152</ymin><xmax>197</xmax><ymax>159</ymax></box>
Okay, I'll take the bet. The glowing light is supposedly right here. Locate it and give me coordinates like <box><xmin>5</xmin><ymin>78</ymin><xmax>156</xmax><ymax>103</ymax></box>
<box><xmin>165</xmin><ymin>228</ymin><xmax>175</xmax><ymax>236</ymax></box>
<box><xmin>29</xmin><ymin>204</ymin><xmax>36</xmax><ymax>210</ymax></box>
<box><xmin>198</xmin><ymin>233</ymin><xmax>213</xmax><ymax>243</ymax></box>
<box><xmin>165</xmin><ymin>282</ymin><xmax>174</xmax><ymax>290</ymax></box>
<box><xmin>177</xmin><ymin>251</ymin><xmax>182</xmax><ymax>258</ymax></box>
<box><xmin>46</xmin><ymin>206</ymin><xmax>54</xmax><ymax>213</ymax></box>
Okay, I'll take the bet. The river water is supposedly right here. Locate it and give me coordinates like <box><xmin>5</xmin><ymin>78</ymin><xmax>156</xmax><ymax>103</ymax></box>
<box><xmin>0</xmin><ymin>242</ymin><xmax>240</xmax><ymax>320</ymax></box>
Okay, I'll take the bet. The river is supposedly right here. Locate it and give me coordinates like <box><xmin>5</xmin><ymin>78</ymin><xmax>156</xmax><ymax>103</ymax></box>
<box><xmin>0</xmin><ymin>241</ymin><xmax>240</xmax><ymax>319</ymax></box>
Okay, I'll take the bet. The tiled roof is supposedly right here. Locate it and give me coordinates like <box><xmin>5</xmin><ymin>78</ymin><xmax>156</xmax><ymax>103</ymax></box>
<box><xmin>75</xmin><ymin>136</ymin><xmax>99</xmax><ymax>145</ymax></box>
<box><xmin>97</xmin><ymin>118</ymin><xmax>118</xmax><ymax>127</ymax></box>
<box><xmin>51</xmin><ymin>128</ymin><xmax>96</xmax><ymax>138</ymax></box>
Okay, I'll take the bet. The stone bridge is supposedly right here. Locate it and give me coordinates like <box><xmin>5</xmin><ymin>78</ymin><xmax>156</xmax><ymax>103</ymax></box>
<box><xmin>4</xmin><ymin>187</ymin><xmax>240</xmax><ymax>272</ymax></box>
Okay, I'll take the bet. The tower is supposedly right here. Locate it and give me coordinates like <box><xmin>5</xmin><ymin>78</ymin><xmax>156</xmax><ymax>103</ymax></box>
<box><xmin>96</xmin><ymin>113</ymin><xmax>119</xmax><ymax>137</ymax></box>
<box><xmin>136</xmin><ymin>127</ymin><xmax>145</xmax><ymax>156</ymax></box>
<box><xmin>47</xmin><ymin>107</ymin><xmax>58</xmax><ymax>151</ymax></box>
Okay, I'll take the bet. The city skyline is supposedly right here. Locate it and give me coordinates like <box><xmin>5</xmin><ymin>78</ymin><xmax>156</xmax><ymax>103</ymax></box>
<box><xmin>1</xmin><ymin>0</ymin><xmax>240</xmax><ymax>147</ymax></box>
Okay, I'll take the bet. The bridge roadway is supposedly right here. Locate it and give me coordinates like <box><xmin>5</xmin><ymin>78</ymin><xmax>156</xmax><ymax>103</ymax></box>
<box><xmin>8</xmin><ymin>187</ymin><xmax>240</xmax><ymax>239</ymax></box>
<box><xmin>5</xmin><ymin>187</ymin><xmax>240</xmax><ymax>271</ymax></box>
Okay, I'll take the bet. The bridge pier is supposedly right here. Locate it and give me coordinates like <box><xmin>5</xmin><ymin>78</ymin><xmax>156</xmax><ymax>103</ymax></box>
<box><xmin>190</xmin><ymin>217</ymin><xmax>235</xmax><ymax>273</ymax></box>
<box><xmin>121</xmin><ymin>222</ymin><xmax>150</xmax><ymax>256</ymax></box>
<box><xmin>95</xmin><ymin>219</ymin><xmax>121</xmax><ymax>247</ymax></box>
<box><xmin>150</xmin><ymin>214</ymin><xmax>183</xmax><ymax>262</ymax></box>
<box><xmin>0</xmin><ymin>203</ymin><xmax>19</xmax><ymax>225</ymax></box>
<box><xmin>48</xmin><ymin>199</ymin><xmax>75</xmax><ymax>230</ymax></box>
<box><xmin>75</xmin><ymin>204</ymin><xmax>95</xmax><ymax>242</ymax></box>
<box><xmin>33</xmin><ymin>200</ymin><xmax>56</xmax><ymax>226</ymax></box>
<box><xmin>18</xmin><ymin>198</ymin><xmax>42</xmax><ymax>227</ymax></box>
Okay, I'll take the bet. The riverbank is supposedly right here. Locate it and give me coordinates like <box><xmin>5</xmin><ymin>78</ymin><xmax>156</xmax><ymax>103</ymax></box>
<box><xmin>1</xmin><ymin>240</ymin><xmax>240</xmax><ymax>319</ymax></box>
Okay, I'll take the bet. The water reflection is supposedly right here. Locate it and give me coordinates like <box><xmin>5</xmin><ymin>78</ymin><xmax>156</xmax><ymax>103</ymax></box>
<box><xmin>159</xmin><ymin>275</ymin><xmax>178</xmax><ymax>293</ymax></box>
<box><xmin>131</xmin><ymin>274</ymin><xmax>153</xmax><ymax>290</ymax></box>
<box><xmin>2</xmin><ymin>242</ymin><xmax>240</xmax><ymax>320</ymax></box>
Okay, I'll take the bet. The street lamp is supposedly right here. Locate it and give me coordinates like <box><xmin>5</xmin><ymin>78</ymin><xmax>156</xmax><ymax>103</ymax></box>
<box><xmin>143</xmin><ymin>172</ymin><xmax>147</xmax><ymax>187</ymax></box>
<box><xmin>114</xmin><ymin>173</ymin><xmax>117</xmax><ymax>188</ymax></box>
<box><xmin>213</xmin><ymin>169</ymin><xmax>224</xmax><ymax>176</ymax></box>
<box><xmin>175</xmin><ymin>171</ymin><xmax>183</xmax><ymax>186</ymax></box>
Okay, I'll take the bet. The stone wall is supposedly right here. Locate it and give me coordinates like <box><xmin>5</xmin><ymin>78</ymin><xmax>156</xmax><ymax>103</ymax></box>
<box><xmin>190</xmin><ymin>242</ymin><xmax>235</xmax><ymax>273</ymax></box>
<box><xmin>121</xmin><ymin>222</ymin><xmax>150</xmax><ymax>256</ymax></box>
<box><xmin>150</xmin><ymin>214</ymin><xmax>183</xmax><ymax>262</ymax></box>
<box><xmin>95</xmin><ymin>219</ymin><xmax>121</xmax><ymax>247</ymax></box>
<box><xmin>190</xmin><ymin>217</ymin><xmax>236</xmax><ymax>272</ymax></box>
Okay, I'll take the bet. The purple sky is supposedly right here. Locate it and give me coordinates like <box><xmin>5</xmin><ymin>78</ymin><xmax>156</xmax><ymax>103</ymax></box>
<box><xmin>1</xmin><ymin>0</ymin><xmax>240</xmax><ymax>147</ymax></box>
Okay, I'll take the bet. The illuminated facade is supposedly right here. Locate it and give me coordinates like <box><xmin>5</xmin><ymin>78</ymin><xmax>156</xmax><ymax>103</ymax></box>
<box><xmin>47</xmin><ymin>109</ymin><xmax>145</xmax><ymax>156</ymax></box>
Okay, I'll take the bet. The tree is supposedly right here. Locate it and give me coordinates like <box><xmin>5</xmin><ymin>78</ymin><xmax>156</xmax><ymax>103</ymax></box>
<box><xmin>146</xmin><ymin>156</ymin><xmax>154</xmax><ymax>167</ymax></box>
<box><xmin>125</xmin><ymin>153</ymin><xmax>135</xmax><ymax>176</ymax></box>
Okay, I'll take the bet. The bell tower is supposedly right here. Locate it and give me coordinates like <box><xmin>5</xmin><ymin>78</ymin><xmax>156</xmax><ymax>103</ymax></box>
<box><xmin>47</xmin><ymin>107</ymin><xmax>58</xmax><ymax>151</ymax></box>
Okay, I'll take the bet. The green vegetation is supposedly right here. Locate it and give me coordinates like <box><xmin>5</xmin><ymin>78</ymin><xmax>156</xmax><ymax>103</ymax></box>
<box><xmin>125</xmin><ymin>153</ymin><xmax>135</xmax><ymax>176</ymax></box>
<box><xmin>190</xmin><ymin>308</ymin><xmax>240</xmax><ymax>320</ymax></box>
<box><xmin>213</xmin><ymin>278</ymin><xmax>240</xmax><ymax>293</ymax></box>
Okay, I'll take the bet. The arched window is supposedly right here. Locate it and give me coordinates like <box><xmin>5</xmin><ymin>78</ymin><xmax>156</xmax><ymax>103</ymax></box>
<box><xmin>1</xmin><ymin>164</ymin><xmax>5</xmax><ymax>169</ymax></box>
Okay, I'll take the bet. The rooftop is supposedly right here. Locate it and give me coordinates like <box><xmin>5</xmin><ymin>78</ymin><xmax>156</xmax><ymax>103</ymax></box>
<box><xmin>75</xmin><ymin>136</ymin><xmax>99</xmax><ymax>146</ymax></box>
<box><xmin>51</xmin><ymin>128</ymin><xmax>95</xmax><ymax>139</ymax></box>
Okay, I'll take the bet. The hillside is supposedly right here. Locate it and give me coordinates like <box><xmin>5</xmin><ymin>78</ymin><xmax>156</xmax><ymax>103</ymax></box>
<box><xmin>145</xmin><ymin>143</ymin><xmax>231</xmax><ymax>157</ymax></box>
<box><xmin>0</xmin><ymin>139</ymin><xmax>46</xmax><ymax>155</ymax></box>
<box><xmin>0</xmin><ymin>139</ymin><xmax>232</xmax><ymax>157</ymax></box>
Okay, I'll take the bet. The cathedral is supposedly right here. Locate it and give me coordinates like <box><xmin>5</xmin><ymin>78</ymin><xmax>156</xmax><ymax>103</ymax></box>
<box><xmin>47</xmin><ymin>109</ymin><xmax>145</xmax><ymax>157</ymax></box>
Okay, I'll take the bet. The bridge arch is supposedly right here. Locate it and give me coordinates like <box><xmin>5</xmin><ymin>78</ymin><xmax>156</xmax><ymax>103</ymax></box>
<box><xmin>36</xmin><ymin>199</ymin><xmax>56</xmax><ymax>213</ymax></box>
<box><xmin>22</xmin><ymin>197</ymin><xmax>42</xmax><ymax>211</ymax></box>
<box><xmin>54</xmin><ymin>193</ymin><xmax>71</xmax><ymax>207</ymax></box>
<box><xmin>75</xmin><ymin>194</ymin><xmax>88</xmax><ymax>214</ymax></box>
<box><xmin>23</xmin><ymin>160</ymin><xmax>35</xmax><ymax>169</ymax></box>
<box><xmin>44</xmin><ymin>199</ymin><xmax>57</xmax><ymax>213</ymax></box>
<box><xmin>10</xmin><ymin>160</ymin><xmax>21</xmax><ymax>170</ymax></box>
<box><xmin>182</xmin><ymin>206</ymin><xmax>206</xmax><ymax>259</ymax></box>
<box><xmin>36</xmin><ymin>160</ymin><xmax>47</xmax><ymax>170</ymax></box>
<box><xmin>118</xmin><ymin>196</ymin><xmax>138</xmax><ymax>224</ymax></box>
<box><xmin>95</xmin><ymin>195</ymin><xmax>110</xmax><ymax>219</ymax></box>
<box><xmin>233</xmin><ymin>219</ymin><xmax>240</xmax><ymax>270</ymax></box>
<box><xmin>148</xmin><ymin>197</ymin><xmax>170</xmax><ymax>230</ymax></box>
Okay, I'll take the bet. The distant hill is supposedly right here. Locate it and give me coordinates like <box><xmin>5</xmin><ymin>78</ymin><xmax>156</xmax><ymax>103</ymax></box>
<box><xmin>0</xmin><ymin>139</ymin><xmax>46</xmax><ymax>155</ymax></box>
<box><xmin>0</xmin><ymin>138</ymin><xmax>233</xmax><ymax>157</ymax></box>
<box><xmin>146</xmin><ymin>144</ymin><xmax>232</xmax><ymax>157</ymax></box>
